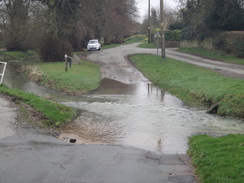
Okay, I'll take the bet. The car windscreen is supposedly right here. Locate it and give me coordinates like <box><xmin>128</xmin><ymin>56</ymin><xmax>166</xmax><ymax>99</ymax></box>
<box><xmin>89</xmin><ymin>41</ymin><xmax>98</xmax><ymax>44</ymax></box>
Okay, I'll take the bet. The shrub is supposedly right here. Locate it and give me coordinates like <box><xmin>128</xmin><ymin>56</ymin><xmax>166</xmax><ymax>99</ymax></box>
<box><xmin>214</xmin><ymin>31</ymin><xmax>244</xmax><ymax>58</ymax></box>
<box><xmin>39</xmin><ymin>35</ymin><xmax>73</xmax><ymax>62</ymax></box>
<box><xmin>213</xmin><ymin>33</ymin><xmax>228</xmax><ymax>52</ymax></box>
<box><xmin>233</xmin><ymin>39</ymin><xmax>244</xmax><ymax>58</ymax></box>
<box><xmin>169</xmin><ymin>22</ymin><xmax>184</xmax><ymax>30</ymax></box>
<box><xmin>124</xmin><ymin>34</ymin><xmax>146</xmax><ymax>42</ymax></box>
<box><xmin>165</xmin><ymin>30</ymin><xmax>182</xmax><ymax>41</ymax></box>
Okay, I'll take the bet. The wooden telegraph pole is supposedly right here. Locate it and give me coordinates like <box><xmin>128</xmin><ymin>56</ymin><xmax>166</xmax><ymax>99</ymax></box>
<box><xmin>148</xmin><ymin>0</ymin><xmax>151</xmax><ymax>43</ymax></box>
<box><xmin>160</xmin><ymin>0</ymin><xmax>166</xmax><ymax>59</ymax></box>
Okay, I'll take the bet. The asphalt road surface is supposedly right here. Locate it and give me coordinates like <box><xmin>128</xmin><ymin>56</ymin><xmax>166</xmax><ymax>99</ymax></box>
<box><xmin>87</xmin><ymin>43</ymin><xmax>244</xmax><ymax>81</ymax></box>
<box><xmin>166</xmin><ymin>48</ymin><xmax>244</xmax><ymax>79</ymax></box>
<box><xmin>0</xmin><ymin>126</ymin><xmax>195</xmax><ymax>183</ymax></box>
<box><xmin>2</xmin><ymin>43</ymin><xmax>243</xmax><ymax>183</ymax></box>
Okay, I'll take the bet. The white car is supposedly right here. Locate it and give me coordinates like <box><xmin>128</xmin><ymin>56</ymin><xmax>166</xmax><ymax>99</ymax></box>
<box><xmin>87</xmin><ymin>39</ymin><xmax>101</xmax><ymax>51</ymax></box>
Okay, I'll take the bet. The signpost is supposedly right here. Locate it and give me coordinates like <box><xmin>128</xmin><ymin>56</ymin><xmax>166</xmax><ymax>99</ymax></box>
<box><xmin>65</xmin><ymin>54</ymin><xmax>80</xmax><ymax>71</ymax></box>
<box><xmin>65</xmin><ymin>54</ymin><xmax>73</xmax><ymax>71</ymax></box>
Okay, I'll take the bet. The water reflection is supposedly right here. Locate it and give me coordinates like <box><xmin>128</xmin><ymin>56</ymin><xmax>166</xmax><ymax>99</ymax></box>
<box><xmin>3</xmin><ymin>63</ymin><xmax>244</xmax><ymax>153</ymax></box>
<box><xmin>60</xmin><ymin>79</ymin><xmax>244</xmax><ymax>154</ymax></box>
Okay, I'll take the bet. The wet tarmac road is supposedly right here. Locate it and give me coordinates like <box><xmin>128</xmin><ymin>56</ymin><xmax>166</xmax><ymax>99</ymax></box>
<box><xmin>0</xmin><ymin>113</ymin><xmax>196</xmax><ymax>183</ymax></box>
<box><xmin>59</xmin><ymin>44</ymin><xmax>244</xmax><ymax>154</ymax></box>
<box><xmin>87</xmin><ymin>43</ymin><xmax>244</xmax><ymax>80</ymax></box>
<box><xmin>0</xmin><ymin>96</ymin><xmax>15</xmax><ymax>139</ymax></box>
<box><xmin>1</xmin><ymin>43</ymin><xmax>244</xmax><ymax>182</ymax></box>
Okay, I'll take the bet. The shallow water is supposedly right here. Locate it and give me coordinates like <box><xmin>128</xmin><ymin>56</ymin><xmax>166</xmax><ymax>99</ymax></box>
<box><xmin>4</xmin><ymin>62</ymin><xmax>244</xmax><ymax>154</ymax></box>
<box><xmin>59</xmin><ymin>79</ymin><xmax>244</xmax><ymax>154</ymax></box>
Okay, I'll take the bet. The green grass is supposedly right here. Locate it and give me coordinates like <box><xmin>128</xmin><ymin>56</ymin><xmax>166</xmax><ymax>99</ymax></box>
<box><xmin>0</xmin><ymin>85</ymin><xmax>77</xmax><ymax>127</ymax></box>
<box><xmin>130</xmin><ymin>54</ymin><xmax>244</xmax><ymax>118</ymax></box>
<box><xmin>138</xmin><ymin>41</ymin><xmax>157</xmax><ymax>48</ymax></box>
<box><xmin>0</xmin><ymin>50</ymin><xmax>37</xmax><ymax>60</ymax></box>
<box><xmin>188</xmin><ymin>134</ymin><xmax>244</xmax><ymax>183</ymax></box>
<box><xmin>138</xmin><ymin>43</ymin><xmax>244</xmax><ymax>65</ymax></box>
<box><xmin>79</xmin><ymin>35</ymin><xmax>145</xmax><ymax>52</ymax></box>
<box><xmin>178</xmin><ymin>47</ymin><xmax>244</xmax><ymax>65</ymax></box>
<box><xmin>23</xmin><ymin>61</ymin><xmax>101</xmax><ymax>94</ymax></box>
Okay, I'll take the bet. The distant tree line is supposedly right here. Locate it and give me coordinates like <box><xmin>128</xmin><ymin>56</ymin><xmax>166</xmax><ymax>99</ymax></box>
<box><xmin>174</xmin><ymin>0</ymin><xmax>244</xmax><ymax>40</ymax></box>
<box><xmin>140</xmin><ymin>7</ymin><xmax>177</xmax><ymax>41</ymax></box>
<box><xmin>0</xmin><ymin>0</ymin><xmax>138</xmax><ymax>61</ymax></box>
<box><xmin>168</xmin><ymin>0</ymin><xmax>244</xmax><ymax>57</ymax></box>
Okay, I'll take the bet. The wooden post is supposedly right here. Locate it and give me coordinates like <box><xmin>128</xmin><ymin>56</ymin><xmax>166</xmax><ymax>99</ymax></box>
<box><xmin>65</xmin><ymin>54</ymin><xmax>68</xmax><ymax>72</ymax></box>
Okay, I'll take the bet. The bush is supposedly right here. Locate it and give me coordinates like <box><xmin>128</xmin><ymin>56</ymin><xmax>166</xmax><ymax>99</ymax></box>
<box><xmin>213</xmin><ymin>33</ymin><xmax>228</xmax><ymax>52</ymax></box>
<box><xmin>214</xmin><ymin>31</ymin><xmax>244</xmax><ymax>58</ymax></box>
<box><xmin>233</xmin><ymin>39</ymin><xmax>244</xmax><ymax>58</ymax></box>
<box><xmin>39</xmin><ymin>35</ymin><xmax>73</xmax><ymax>62</ymax></box>
<box><xmin>124</xmin><ymin>34</ymin><xmax>146</xmax><ymax>42</ymax></box>
<box><xmin>169</xmin><ymin>22</ymin><xmax>184</xmax><ymax>30</ymax></box>
<box><xmin>181</xmin><ymin>27</ymin><xmax>196</xmax><ymax>40</ymax></box>
<box><xmin>165</xmin><ymin>30</ymin><xmax>181</xmax><ymax>41</ymax></box>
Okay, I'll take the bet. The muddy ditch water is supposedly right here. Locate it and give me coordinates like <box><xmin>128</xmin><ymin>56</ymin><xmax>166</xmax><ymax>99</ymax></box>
<box><xmin>3</xmin><ymin>51</ymin><xmax>244</xmax><ymax>154</ymax></box>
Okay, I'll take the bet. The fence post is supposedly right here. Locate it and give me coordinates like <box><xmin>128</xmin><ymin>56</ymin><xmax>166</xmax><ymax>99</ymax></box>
<box><xmin>65</xmin><ymin>54</ymin><xmax>68</xmax><ymax>72</ymax></box>
<box><xmin>0</xmin><ymin>61</ymin><xmax>7</xmax><ymax>85</ymax></box>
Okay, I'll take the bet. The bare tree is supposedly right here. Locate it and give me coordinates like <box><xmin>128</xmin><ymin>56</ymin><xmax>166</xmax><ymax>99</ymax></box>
<box><xmin>101</xmin><ymin>0</ymin><xmax>138</xmax><ymax>44</ymax></box>
<box><xmin>0</xmin><ymin>0</ymin><xmax>139</xmax><ymax>61</ymax></box>
<box><xmin>0</xmin><ymin>0</ymin><xmax>32</xmax><ymax>51</ymax></box>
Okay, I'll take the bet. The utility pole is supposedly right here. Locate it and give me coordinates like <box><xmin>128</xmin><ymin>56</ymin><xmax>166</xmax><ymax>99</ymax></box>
<box><xmin>148</xmin><ymin>0</ymin><xmax>151</xmax><ymax>43</ymax></box>
<box><xmin>160</xmin><ymin>0</ymin><xmax>166</xmax><ymax>59</ymax></box>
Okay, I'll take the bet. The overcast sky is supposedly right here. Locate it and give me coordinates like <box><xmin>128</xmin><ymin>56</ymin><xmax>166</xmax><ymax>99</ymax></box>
<box><xmin>136</xmin><ymin>0</ymin><xmax>178</xmax><ymax>21</ymax></box>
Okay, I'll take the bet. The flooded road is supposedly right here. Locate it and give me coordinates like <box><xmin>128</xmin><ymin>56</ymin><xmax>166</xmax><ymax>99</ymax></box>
<box><xmin>59</xmin><ymin>79</ymin><xmax>243</xmax><ymax>154</ymax></box>
<box><xmin>3</xmin><ymin>44</ymin><xmax>244</xmax><ymax>154</ymax></box>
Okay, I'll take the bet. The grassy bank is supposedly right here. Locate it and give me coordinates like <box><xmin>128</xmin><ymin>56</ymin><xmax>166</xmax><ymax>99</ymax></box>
<box><xmin>0</xmin><ymin>51</ymin><xmax>100</xmax><ymax>127</ymax></box>
<box><xmin>137</xmin><ymin>42</ymin><xmax>244</xmax><ymax>65</ymax></box>
<box><xmin>188</xmin><ymin>134</ymin><xmax>244</xmax><ymax>183</ymax></box>
<box><xmin>177</xmin><ymin>47</ymin><xmax>244</xmax><ymax>65</ymax></box>
<box><xmin>21</xmin><ymin>61</ymin><xmax>101</xmax><ymax>94</ymax></box>
<box><xmin>0</xmin><ymin>49</ymin><xmax>100</xmax><ymax>94</ymax></box>
<box><xmin>130</xmin><ymin>54</ymin><xmax>244</xmax><ymax>118</ymax></box>
<box><xmin>0</xmin><ymin>50</ymin><xmax>36</xmax><ymax>60</ymax></box>
<box><xmin>138</xmin><ymin>41</ymin><xmax>157</xmax><ymax>48</ymax></box>
<box><xmin>0</xmin><ymin>85</ymin><xmax>77</xmax><ymax>127</ymax></box>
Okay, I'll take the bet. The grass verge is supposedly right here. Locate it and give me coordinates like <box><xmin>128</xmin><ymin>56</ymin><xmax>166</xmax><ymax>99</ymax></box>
<box><xmin>0</xmin><ymin>50</ymin><xmax>37</xmax><ymax>60</ymax></box>
<box><xmin>0</xmin><ymin>85</ymin><xmax>77</xmax><ymax>127</ymax></box>
<box><xmin>188</xmin><ymin>134</ymin><xmax>244</xmax><ymax>183</ymax></box>
<box><xmin>21</xmin><ymin>61</ymin><xmax>101</xmax><ymax>94</ymax></box>
<box><xmin>138</xmin><ymin>41</ymin><xmax>157</xmax><ymax>48</ymax></box>
<box><xmin>129</xmin><ymin>54</ymin><xmax>244</xmax><ymax>118</ymax></box>
<box><xmin>138</xmin><ymin>42</ymin><xmax>243</xmax><ymax>65</ymax></box>
<box><xmin>177</xmin><ymin>47</ymin><xmax>244</xmax><ymax>65</ymax></box>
